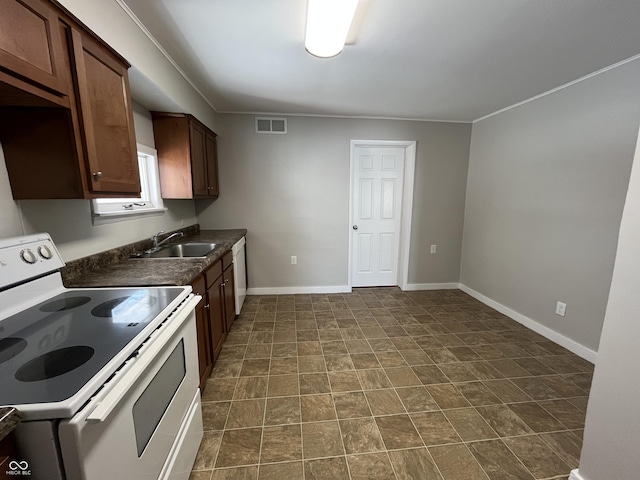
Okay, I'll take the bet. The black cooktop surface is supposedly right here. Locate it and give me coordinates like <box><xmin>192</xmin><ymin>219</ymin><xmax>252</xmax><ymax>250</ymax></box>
<box><xmin>0</xmin><ymin>287</ymin><xmax>184</xmax><ymax>406</ymax></box>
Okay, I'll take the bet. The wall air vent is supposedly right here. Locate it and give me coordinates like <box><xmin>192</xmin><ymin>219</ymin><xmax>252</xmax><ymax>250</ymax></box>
<box><xmin>255</xmin><ymin>117</ymin><xmax>287</xmax><ymax>134</ymax></box>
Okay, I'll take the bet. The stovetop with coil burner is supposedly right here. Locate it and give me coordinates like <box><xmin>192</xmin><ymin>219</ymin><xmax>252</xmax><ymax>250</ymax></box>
<box><xmin>0</xmin><ymin>287</ymin><xmax>184</xmax><ymax>406</ymax></box>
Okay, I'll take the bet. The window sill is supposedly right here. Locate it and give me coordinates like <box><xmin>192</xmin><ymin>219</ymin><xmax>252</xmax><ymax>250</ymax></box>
<box><xmin>91</xmin><ymin>207</ymin><xmax>167</xmax><ymax>225</ymax></box>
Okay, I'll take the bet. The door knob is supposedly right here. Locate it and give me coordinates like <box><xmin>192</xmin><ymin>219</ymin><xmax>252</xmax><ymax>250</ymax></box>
<box><xmin>93</xmin><ymin>171</ymin><xmax>103</xmax><ymax>180</ymax></box>
<box><xmin>352</xmin><ymin>225</ymin><xmax>358</xmax><ymax>230</ymax></box>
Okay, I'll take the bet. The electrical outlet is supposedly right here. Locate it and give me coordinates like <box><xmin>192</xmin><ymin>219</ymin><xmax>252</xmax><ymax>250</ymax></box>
<box><xmin>430</xmin><ymin>245</ymin><xmax>437</xmax><ymax>254</ymax></box>
<box><xmin>291</xmin><ymin>256</ymin><xmax>297</xmax><ymax>265</ymax></box>
<box><xmin>555</xmin><ymin>301</ymin><xmax>567</xmax><ymax>317</ymax></box>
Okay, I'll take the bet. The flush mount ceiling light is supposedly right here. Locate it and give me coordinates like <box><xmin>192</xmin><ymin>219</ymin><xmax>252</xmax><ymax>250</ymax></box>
<box><xmin>305</xmin><ymin>0</ymin><xmax>359</xmax><ymax>58</ymax></box>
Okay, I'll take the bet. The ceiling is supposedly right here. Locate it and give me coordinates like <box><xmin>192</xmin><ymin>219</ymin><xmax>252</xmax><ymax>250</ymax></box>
<box><xmin>122</xmin><ymin>0</ymin><xmax>640</xmax><ymax>122</ymax></box>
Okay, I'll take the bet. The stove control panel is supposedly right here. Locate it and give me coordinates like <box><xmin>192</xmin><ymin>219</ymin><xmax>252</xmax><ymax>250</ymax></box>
<box><xmin>0</xmin><ymin>233</ymin><xmax>65</xmax><ymax>289</ymax></box>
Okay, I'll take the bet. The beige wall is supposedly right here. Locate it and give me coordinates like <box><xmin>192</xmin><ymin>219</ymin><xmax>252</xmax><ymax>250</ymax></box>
<box><xmin>576</xmin><ymin>124</ymin><xmax>640</xmax><ymax>480</ymax></box>
<box><xmin>196</xmin><ymin>114</ymin><xmax>471</xmax><ymax>290</ymax></box>
<box><xmin>461</xmin><ymin>58</ymin><xmax>640</xmax><ymax>354</ymax></box>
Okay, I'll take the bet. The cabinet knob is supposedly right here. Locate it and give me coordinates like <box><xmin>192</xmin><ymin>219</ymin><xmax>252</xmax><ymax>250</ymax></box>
<box><xmin>204</xmin><ymin>304</ymin><xmax>210</xmax><ymax>310</ymax></box>
<box><xmin>93</xmin><ymin>171</ymin><xmax>103</xmax><ymax>180</ymax></box>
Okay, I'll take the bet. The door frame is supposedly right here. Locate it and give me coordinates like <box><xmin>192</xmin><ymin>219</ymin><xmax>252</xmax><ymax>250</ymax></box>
<box><xmin>348</xmin><ymin>139</ymin><xmax>417</xmax><ymax>291</ymax></box>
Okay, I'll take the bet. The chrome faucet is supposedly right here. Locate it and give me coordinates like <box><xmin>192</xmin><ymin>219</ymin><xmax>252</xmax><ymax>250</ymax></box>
<box><xmin>151</xmin><ymin>230</ymin><xmax>184</xmax><ymax>250</ymax></box>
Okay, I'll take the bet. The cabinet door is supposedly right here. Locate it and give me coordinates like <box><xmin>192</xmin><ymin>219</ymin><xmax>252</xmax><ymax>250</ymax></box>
<box><xmin>195</xmin><ymin>300</ymin><xmax>212</xmax><ymax>391</ymax></box>
<box><xmin>205</xmin><ymin>130</ymin><xmax>219</xmax><ymax>196</ymax></box>
<box><xmin>223</xmin><ymin>264</ymin><xmax>236</xmax><ymax>331</ymax></box>
<box><xmin>190</xmin><ymin>120</ymin><xmax>208</xmax><ymax>197</ymax></box>
<box><xmin>208</xmin><ymin>274</ymin><xmax>226</xmax><ymax>362</ymax></box>
<box><xmin>69</xmin><ymin>28</ymin><xmax>140</xmax><ymax>195</ymax></box>
<box><xmin>191</xmin><ymin>276</ymin><xmax>212</xmax><ymax>391</ymax></box>
<box><xmin>0</xmin><ymin>0</ymin><xmax>67</xmax><ymax>95</ymax></box>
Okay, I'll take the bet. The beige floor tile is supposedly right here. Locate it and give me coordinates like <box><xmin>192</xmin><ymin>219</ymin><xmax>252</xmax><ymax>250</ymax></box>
<box><xmin>339</xmin><ymin>417</ymin><xmax>385</xmax><ymax>454</ymax></box>
<box><xmin>428</xmin><ymin>444</ymin><xmax>489</xmax><ymax>480</ymax></box>
<box><xmin>365</xmin><ymin>389</ymin><xmax>405</xmax><ymax>415</ymax></box>
<box><xmin>467</xmin><ymin>439</ymin><xmax>534</xmax><ymax>480</ymax></box>
<box><xmin>443</xmin><ymin>408</ymin><xmax>498</xmax><ymax>442</ymax></box>
<box><xmin>333</xmin><ymin>391</ymin><xmax>372</xmax><ymax>419</ymax></box>
<box><xmin>233</xmin><ymin>377</ymin><xmax>268</xmax><ymax>400</ymax></box>
<box><xmin>299</xmin><ymin>373</ymin><xmax>331</xmax><ymax>395</ymax></box>
<box><xmin>411</xmin><ymin>411</ymin><xmax>461</xmax><ymax>446</ymax></box>
<box><xmin>347</xmin><ymin>452</ymin><xmax>396</xmax><ymax>480</ymax></box>
<box><xmin>215</xmin><ymin>428</ymin><xmax>262</xmax><ymax>468</ymax></box>
<box><xmin>504</xmin><ymin>435</ymin><xmax>571</xmax><ymax>478</ymax></box>
<box><xmin>226</xmin><ymin>399</ymin><xmax>265</xmax><ymax>429</ymax></box>
<box><xmin>257</xmin><ymin>461</ymin><xmax>303</xmax><ymax>480</ymax></box>
<box><xmin>300</xmin><ymin>394</ymin><xmax>337</xmax><ymax>422</ymax></box>
<box><xmin>302</xmin><ymin>421</ymin><xmax>345</xmax><ymax>459</ymax></box>
<box><xmin>193</xmin><ymin>431</ymin><xmax>223</xmax><ymax>470</ymax></box>
<box><xmin>211</xmin><ymin>466</ymin><xmax>258</xmax><ymax>480</ymax></box>
<box><xmin>395</xmin><ymin>386</ymin><xmax>439</xmax><ymax>412</ymax></box>
<box><xmin>328</xmin><ymin>371</ymin><xmax>362</xmax><ymax>392</ymax></box>
<box><xmin>375</xmin><ymin>414</ymin><xmax>423</xmax><ymax>450</ymax></box>
<box><xmin>264</xmin><ymin>396</ymin><xmax>300</xmax><ymax>425</ymax></box>
<box><xmin>304</xmin><ymin>457</ymin><xmax>350</xmax><ymax>480</ymax></box>
<box><xmin>267</xmin><ymin>374</ymin><xmax>299</xmax><ymax>397</ymax></box>
<box><xmin>202</xmin><ymin>402</ymin><xmax>231</xmax><ymax>431</ymax></box>
<box><xmin>388</xmin><ymin>448</ymin><xmax>443</xmax><ymax>480</ymax></box>
<box><xmin>260</xmin><ymin>424</ymin><xmax>302</xmax><ymax>463</ymax></box>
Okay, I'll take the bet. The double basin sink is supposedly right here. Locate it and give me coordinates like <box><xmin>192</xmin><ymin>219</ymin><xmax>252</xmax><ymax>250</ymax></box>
<box><xmin>132</xmin><ymin>242</ymin><xmax>218</xmax><ymax>259</ymax></box>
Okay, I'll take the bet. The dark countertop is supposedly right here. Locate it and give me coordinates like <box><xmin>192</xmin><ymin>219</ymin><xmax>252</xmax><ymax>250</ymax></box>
<box><xmin>0</xmin><ymin>407</ymin><xmax>20</xmax><ymax>441</ymax></box>
<box><xmin>63</xmin><ymin>228</ymin><xmax>246</xmax><ymax>288</ymax></box>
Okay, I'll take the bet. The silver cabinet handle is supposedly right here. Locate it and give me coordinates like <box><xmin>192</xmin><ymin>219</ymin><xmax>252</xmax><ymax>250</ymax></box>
<box><xmin>93</xmin><ymin>171</ymin><xmax>103</xmax><ymax>179</ymax></box>
<box><xmin>352</xmin><ymin>225</ymin><xmax>358</xmax><ymax>230</ymax></box>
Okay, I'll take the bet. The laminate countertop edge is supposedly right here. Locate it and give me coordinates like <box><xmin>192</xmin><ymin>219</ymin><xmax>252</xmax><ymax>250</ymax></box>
<box><xmin>0</xmin><ymin>407</ymin><xmax>20</xmax><ymax>442</ymax></box>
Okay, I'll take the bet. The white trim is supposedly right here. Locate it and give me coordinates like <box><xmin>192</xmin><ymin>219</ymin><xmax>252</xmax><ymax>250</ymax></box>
<box><xmin>403</xmin><ymin>283</ymin><xmax>460</xmax><ymax>291</ymax></box>
<box><xmin>459</xmin><ymin>284</ymin><xmax>597</xmax><ymax>363</ymax></box>
<box><xmin>114</xmin><ymin>0</ymin><xmax>218</xmax><ymax>113</ymax></box>
<box><xmin>247</xmin><ymin>286</ymin><xmax>352</xmax><ymax>295</ymax></box>
<box><xmin>569</xmin><ymin>469</ymin><xmax>585</xmax><ymax>480</ymax></box>
<box><xmin>474</xmin><ymin>53</ymin><xmax>640</xmax><ymax>123</ymax></box>
<box><xmin>348</xmin><ymin>140</ymin><xmax>417</xmax><ymax>291</ymax></box>
<box><xmin>221</xmin><ymin>111</ymin><xmax>471</xmax><ymax>124</ymax></box>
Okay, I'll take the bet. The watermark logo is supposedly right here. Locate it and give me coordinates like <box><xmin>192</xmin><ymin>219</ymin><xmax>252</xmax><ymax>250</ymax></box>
<box><xmin>6</xmin><ymin>459</ymin><xmax>31</xmax><ymax>476</ymax></box>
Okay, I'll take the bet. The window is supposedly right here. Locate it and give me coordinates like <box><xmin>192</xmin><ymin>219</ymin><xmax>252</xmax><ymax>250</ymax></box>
<box><xmin>91</xmin><ymin>144</ymin><xmax>166</xmax><ymax>219</ymax></box>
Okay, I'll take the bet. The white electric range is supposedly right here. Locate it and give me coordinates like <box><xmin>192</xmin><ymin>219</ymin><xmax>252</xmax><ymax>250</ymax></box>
<box><xmin>0</xmin><ymin>233</ymin><xmax>203</xmax><ymax>480</ymax></box>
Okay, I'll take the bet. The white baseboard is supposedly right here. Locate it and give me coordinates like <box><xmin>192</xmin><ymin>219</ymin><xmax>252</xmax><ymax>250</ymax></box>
<box><xmin>247</xmin><ymin>285</ymin><xmax>352</xmax><ymax>295</ymax></box>
<box><xmin>569</xmin><ymin>469</ymin><xmax>585</xmax><ymax>480</ymax></box>
<box><xmin>459</xmin><ymin>284</ymin><xmax>597</xmax><ymax>364</ymax></box>
<box><xmin>403</xmin><ymin>283</ymin><xmax>461</xmax><ymax>291</ymax></box>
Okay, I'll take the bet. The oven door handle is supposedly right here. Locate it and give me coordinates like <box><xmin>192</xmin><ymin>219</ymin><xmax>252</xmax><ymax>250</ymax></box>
<box><xmin>85</xmin><ymin>295</ymin><xmax>200</xmax><ymax>423</ymax></box>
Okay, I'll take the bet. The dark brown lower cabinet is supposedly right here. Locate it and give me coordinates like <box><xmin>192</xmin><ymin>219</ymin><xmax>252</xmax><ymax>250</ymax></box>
<box><xmin>191</xmin><ymin>275</ymin><xmax>212</xmax><ymax>391</ymax></box>
<box><xmin>192</xmin><ymin>251</ymin><xmax>236</xmax><ymax>392</ymax></box>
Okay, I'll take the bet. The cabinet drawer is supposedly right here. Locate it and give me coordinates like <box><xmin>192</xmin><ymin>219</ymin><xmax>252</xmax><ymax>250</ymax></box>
<box><xmin>222</xmin><ymin>250</ymin><xmax>233</xmax><ymax>271</ymax></box>
<box><xmin>204</xmin><ymin>260</ymin><xmax>222</xmax><ymax>289</ymax></box>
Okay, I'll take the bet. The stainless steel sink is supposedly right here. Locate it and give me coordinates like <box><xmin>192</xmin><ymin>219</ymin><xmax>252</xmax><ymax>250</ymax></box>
<box><xmin>133</xmin><ymin>242</ymin><xmax>218</xmax><ymax>258</ymax></box>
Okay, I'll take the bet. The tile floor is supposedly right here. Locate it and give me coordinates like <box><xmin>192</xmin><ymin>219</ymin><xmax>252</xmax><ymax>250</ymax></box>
<box><xmin>190</xmin><ymin>288</ymin><xmax>592</xmax><ymax>480</ymax></box>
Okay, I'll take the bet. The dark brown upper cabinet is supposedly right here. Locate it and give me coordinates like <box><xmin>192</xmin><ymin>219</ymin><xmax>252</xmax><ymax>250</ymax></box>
<box><xmin>0</xmin><ymin>0</ymin><xmax>69</xmax><ymax>104</ymax></box>
<box><xmin>0</xmin><ymin>0</ymin><xmax>140</xmax><ymax>199</ymax></box>
<box><xmin>151</xmin><ymin>112</ymin><xmax>219</xmax><ymax>199</ymax></box>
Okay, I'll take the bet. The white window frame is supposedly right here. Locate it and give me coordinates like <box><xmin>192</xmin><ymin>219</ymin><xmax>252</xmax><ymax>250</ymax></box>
<box><xmin>91</xmin><ymin>144</ymin><xmax>166</xmax><ymax>220</ymax></box>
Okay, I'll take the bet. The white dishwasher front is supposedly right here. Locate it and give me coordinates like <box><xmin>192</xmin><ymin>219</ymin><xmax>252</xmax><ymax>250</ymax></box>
<box><xmin>232</xmin><ymin>236</ymin><xmax>246</xmax><ymax>314</ymax></box>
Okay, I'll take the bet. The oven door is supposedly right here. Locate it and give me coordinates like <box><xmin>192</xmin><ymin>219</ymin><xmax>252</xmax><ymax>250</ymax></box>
<box><xmin>58</xmin><ymin>296</ymin><xmax>202</xmax><ymax>480</ymax></box>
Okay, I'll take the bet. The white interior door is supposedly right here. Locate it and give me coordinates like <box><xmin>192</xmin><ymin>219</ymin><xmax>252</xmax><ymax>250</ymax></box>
<box><xmin>351</xmin><ymin>146</ymin><xmax>405</xmax><ymax>287</ymax></box>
